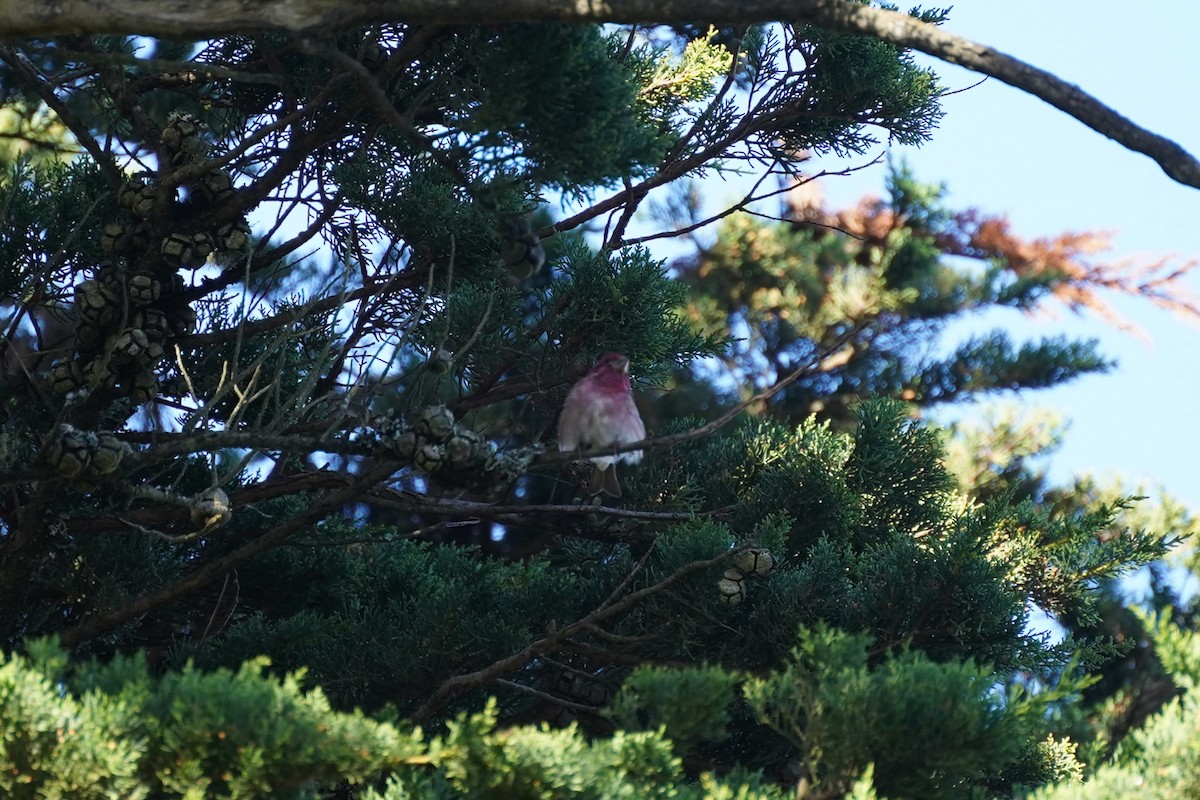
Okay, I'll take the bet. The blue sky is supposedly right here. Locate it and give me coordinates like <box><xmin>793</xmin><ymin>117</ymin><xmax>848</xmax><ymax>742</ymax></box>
<box><xmin>796</xmin><ymin>3</ymin><xmax>1200</xmax><ymax>512</ymax></box>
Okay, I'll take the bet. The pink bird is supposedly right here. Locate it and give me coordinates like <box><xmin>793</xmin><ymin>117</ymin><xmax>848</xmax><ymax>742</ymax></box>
<box><xmin>557</xmin><ymin>351</ymin><xmax>646</xmax><ymax>497</ymax></box>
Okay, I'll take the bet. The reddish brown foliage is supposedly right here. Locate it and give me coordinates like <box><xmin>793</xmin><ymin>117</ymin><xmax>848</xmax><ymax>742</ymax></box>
<box><xmin>793</xmin><ymin>189</ymin><xmax>1200</xmax><ymax>338</ymax></box>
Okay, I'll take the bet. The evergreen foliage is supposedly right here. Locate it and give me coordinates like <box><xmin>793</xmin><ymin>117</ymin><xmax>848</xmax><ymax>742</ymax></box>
<box><xmin>1032</xmin><ymin>614</ymin><xmax>1200</xmax><ymax>800</ymax></box>
<box><xmin>674</xmin><ymin>167</ymin><xmax>1114</xmax><ymax>426</ymax></box>
<box><xmin>0</xmin><ymin>8</ymin><xmax>1194</xmax><ymax>799</ymax></box>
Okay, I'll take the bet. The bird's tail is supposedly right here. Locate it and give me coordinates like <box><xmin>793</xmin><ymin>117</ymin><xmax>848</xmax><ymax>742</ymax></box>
<box><xmin>589</xmin><ymin>464</ymin><xmax>621</xmax><ymax>497</ymax></box>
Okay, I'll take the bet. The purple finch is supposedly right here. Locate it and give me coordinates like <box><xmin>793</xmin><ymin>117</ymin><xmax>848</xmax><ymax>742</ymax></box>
<box><xmin>557</xmin><ymin>352</ymin><xmax>646</xmax><ymax>497</ymax></box>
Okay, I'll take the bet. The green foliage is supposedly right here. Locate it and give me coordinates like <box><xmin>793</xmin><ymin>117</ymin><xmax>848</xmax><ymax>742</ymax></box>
<box><xmin>985</xmin><ymin>496</ymin><xmax>1170</xmax><ymax>630</ymax></box>
<box><xmin>632</xmin><ymin>27</ymin><xmax>735</xmax><ymax>130</ymax></box>
<box><xmin>845</xmin><ymin>399</ymin><xmax>954</xmax><ymax>533</ymax></box>
<box><xmin>0</xmin><ymin>640</ymin><xmax>423</xmax><ymax>799</ymax></box>
<box><xmin>430</xmin><ymin>700</ymin><xmax>683</xmax><ymax>799</ymax></box>
<box><xmin>1141</xmin><ymin>610</ymin><xmax>1200</xmax><ymax>690</ymax></box>
<box><xmin>0</xmin><ymin>101</ymin><xmax>76</xmax><ymax>165</ymax></box>
<box><xmin>1050</xmin><ymin>700</ymin><xmax>1200</xmax><ymax>800</ymax></box>
<box><xmin>0</xmin><ymin>642</ymin><xmax>144</xmax><ymax>799</ymax></box>
<box><xmin>549</xmin><ymin>241</ymin><xmax>724</xmax><ymax>381</ymax></box>
<box><xmin>744</xmin><ymin>625</ymin><xmax>1078</xmax><ymax>799</ymax></box>
<box><xmin>608</xmin><ymin>665</ymin><xmax>738</xmax><ymax>747</ymax></box>
<box><xmin>185</xmin><ymin>534</ymin><xmax>586</xmax><ymax>715</ymax></box>
<box><xmin>0</xmin><ymin>14</ymin><xmax>1191</xmax><ymax>800</ymax></box>
<box><xmin>1</xmin><ymin>642</ymin><xmax>803</xmax><ymax>800</ymax></box>
<box><xmin>0</xmin><ymin>160</ymin><xmax>109</xmax><ymax>298</ymax></box>
<box><xmin>337</xmin><ymin>157</ymin><xmax>520</xmax><ymax>284</ymax></box>
<box><xmin>465</xmin><ymin>25</ymin><xmax>668</xmax><ymax>190</ymax></box>
<box><xmin>1001</xmin><ymin>735</ymin><xmax>1085</xmax><ymax>794</ymax></box>
<box><xmin>916</xmin><ymin>334</ymin><xmax>1111</xmax><ymax>403</ymax></box>
<box><xmin>846</xmin><ymin>766</ymin><xmax>882</xmax><ymax>800</ymax></box>
<box><xmin>361</xmin><ymin>699</ymin><xmax>791</xmax><ymax>800</ymax></box>
<box><xmin>942</xmin><ymin>404</ymin><xmax>1067</xmax><ymax>500</ymax></box>
<box><xmin>782</xmin><ymin>7</ymin><xmax>945</xmax><ymax>155</ymax></box>
<box><xmin>677</xmin><ymin>166</ymin><xmax>1112</xmax><ymax>425</ymax></box>
<box><xmin>411</xmin><ymin>282</ymin><xmax>526</xmax><ymax>383</ymax></box>
<box><xmin>673</xmin><ymin>399</ymin><xmax>954</xmax><ymax>556</ymax></box>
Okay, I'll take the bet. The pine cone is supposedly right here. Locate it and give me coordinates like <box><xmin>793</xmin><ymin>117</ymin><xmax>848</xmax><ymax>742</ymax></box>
<box><xmin>196</xmin><ymin>170</ymin><xmax>235</xmax><ymax>205</ymax></box>
<box><xmin>75</xmin><ymin>279</ymin><xmax>119</xmax><ymax>327</ymax></box>
<box><xmin>216</xmin><ymin>218</ymin><xmax>252</xmax><ymax>252</ymax></box>
<box><xmin>118</xmin><ymin>178</ymin><xmax>163</xmax><ymax>219</ymax></box>
<box><xmin>164</xmin><ymin>305</ymin><xmax>198</xmax><ymax>336</ymax></box>
<box><xmin>734</xmin><ymin>548</ymin><xmax>776</xmax><ymax>577</ymax></box>
<box><xmin>127</xmin><ymin>368</ymin><xmax>159</xmax><ymax>403</ymax></box>
<box><xmin>127</xmin><ymin>272</ymin><xmax>161</xmax><ymax>306</ymax></box>
<box><xmin>81</xmin><ymin>357</ymin><xmax>116</xmax><ymax>389</ymax></box>
<box><xmin>161</xmin><ymin>232</ymin><xmax>205</xmax><ymax>269</ymax></box>
<box><xmin>108</xmin><ymin>328</ymin><xmax>152</xmax><ymax>365</ymax></box>
<box><xmin>83</xmin><ymin>433</ymin><xmax>130</xmax><ymax>477</ymax></box>
<box><xmin>191</xmin><ymin>487</ymin><xmax>232</xmax><ymax>530</ymax></box>
<box><xmin>48</xmin><ymin>359</ymin><xmax>83</xmax><ymax>394</ymax></box>
<box><xmin>45</xmin><ymin>425</ymin><xmax>96</xmax><ymax>477</ymax></box>
<box><xmin>498</xmin><ymin>213</ymin><xmax>546</xmax><ymax>279</ymax></box>
<box><xmin>415</xmin><ymin>405</ymin><xmax>456</xmax><ymax>443</ymax></box>
<box><xmin>717</xmin><ymin>576</ymin><xmax>746</xmax><ymax>605</ymax></box>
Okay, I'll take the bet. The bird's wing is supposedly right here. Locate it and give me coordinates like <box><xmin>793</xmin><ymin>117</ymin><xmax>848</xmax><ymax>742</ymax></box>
<box><xmin>557</xmin><ymin>390</ymin><xmax>583</xmax><ymax>452</ymax></box>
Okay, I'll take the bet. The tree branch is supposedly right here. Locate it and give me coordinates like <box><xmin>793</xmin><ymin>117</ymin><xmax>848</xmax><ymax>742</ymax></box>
<box><xmin>6</xmin><ymin>1</ymin><xmax>1197</xmax><ymax>190</ymax></box>
<box><xmin>59</xmin><ymin>459</ymin><xmax>401</xmax><ymax>646</ymax></box>
<box><xmin>410</xmin><ymin>548</ymin><xmax>734</xmax><ymax>722</ymax></box>
<box><xmin>539</xmin><ymin>319</ymin><xmax>867</xmax><ymax>468</ymax></box>
<box><xmin>0</xmin><ymin>46</ymin><xmax>122</xmax><ymax>184</ymax></box>
<box><xmin>792</xmin><ymin>1</ymin><xmax>1200</xmax><ymax>189</ymax></box>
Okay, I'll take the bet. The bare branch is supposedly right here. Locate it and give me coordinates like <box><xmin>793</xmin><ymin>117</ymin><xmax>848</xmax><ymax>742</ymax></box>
<box><xmin>63</xmin><ymin>471</ymin><xmax>356</xmax><ymax>534</ymax></box>
<box><xmin>176</xmin><ymin>274</ymin><xmax>424</xmax><ymax>347</ymax></box>
<box><xmin>789</xmin><ymin>1</ymin><xmax>1200</xmax><ymax>189</ymax></box>
<box><xmin>494</xmin><ymin>678</ymin><xmax>603</xmax><ymax>716</ymax></box>
<box><xmin>122</xmin><ymin>429</ymin><xmax>377</xmax><ymax>461</ymax></box>
<box><xmin>373</xmin><ymin>493</ymin><xmax>699</xmax><ymax>523</ymax></box>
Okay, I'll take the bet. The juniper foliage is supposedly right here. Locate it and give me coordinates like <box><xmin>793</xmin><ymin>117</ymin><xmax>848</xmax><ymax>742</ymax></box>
<box><xmin>0</xmin><ymin>11</ymin><xmax>1189</xmax><ymax>800</ymax></box>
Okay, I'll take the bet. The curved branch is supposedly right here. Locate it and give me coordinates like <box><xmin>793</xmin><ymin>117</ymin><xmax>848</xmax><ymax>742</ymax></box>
<box><xmin>3</xmin><ymin>1</ymin><xmax>1195</xmax><ymax>190</ymax></box>
<box><xmin>791</xmin><ymin>1</ymin><xmax>1200</xmax><ymax>189</ymax></box>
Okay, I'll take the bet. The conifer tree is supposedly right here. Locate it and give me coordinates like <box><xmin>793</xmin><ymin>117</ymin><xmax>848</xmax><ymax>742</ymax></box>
<box><xmin>0</xmin><ymin>13</ymin><xmax>1194</xmax><ymax>799</ymax></box>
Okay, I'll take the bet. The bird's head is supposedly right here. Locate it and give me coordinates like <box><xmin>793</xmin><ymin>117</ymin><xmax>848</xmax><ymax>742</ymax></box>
<box><xmin>594</xmin><ymin>351</ymin><xmax>630</xmax><ymax>374</ymax></box>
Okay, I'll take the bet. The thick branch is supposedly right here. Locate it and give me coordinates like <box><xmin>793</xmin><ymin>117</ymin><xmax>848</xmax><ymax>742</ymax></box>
<box><xmin>0</xmin><ymin>0</ymin><xmax>790</xmax><ymax>36</ymax></box>
<box><xmin>794</xmin><ymin>1</ymin><xmax>1200</xmax><ymax>188</ymax></box>
<box><xmin>4</xmin><ymin>0</ymin><xmax>1196</xmax><ymax>190</ymax></box>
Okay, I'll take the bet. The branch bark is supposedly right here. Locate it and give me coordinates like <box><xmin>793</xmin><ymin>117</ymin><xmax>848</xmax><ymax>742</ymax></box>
<box><xmin>59</xmin><ymin>459</ymin><xmax>401</xmax><ymax>646</ymax></box>
<box><xmin>796</xmin><ymin>2</ymin><xmax>1200</xmax><ymax>189</ymax></box>
<box><xmin>410</xmin><ymin>547</ymin><xmax>733</xmax><ymax>722</ymax></box>
<box><xmin>6</xmin><ymin>0</ymin><xmax>1197</xmax><ymax>191</ymax></box>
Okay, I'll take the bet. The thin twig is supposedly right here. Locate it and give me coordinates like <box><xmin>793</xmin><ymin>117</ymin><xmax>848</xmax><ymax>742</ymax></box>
<box><xmin>494</xmin><ymin>678</ymin><xmax>602</xmax><ymax>716</ymax></box>
<box><xmin>541</xmin><ymin>320</ymin><xmax>869</xmax><ymax>467</ymax></box>
<box><xmin>410</xmin><ymin>548</ymin><xmax>739</xmax><ymax>722</ymax></box>
<box><xmin>60</xmin><ymin>459</ymin><xmax>401</xmax><ymax>646</ymax></box>
<box><xmin>0</xmin><ymin>46</ymin><xmax>122</xmax><ymax>183</ymax></box>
